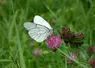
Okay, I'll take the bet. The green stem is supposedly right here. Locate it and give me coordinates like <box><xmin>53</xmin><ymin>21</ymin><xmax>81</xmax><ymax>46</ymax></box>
<box><xmin>0</xmin><ymin>59</ymin><xmax>12</xmax><ymax>62</ymax></box>
<box><xmin>43</xmin><ymin>3</ymin><xmax>56</xmax><ymax>17</ymax></box>
<box><xmin>14</xmin><ymin>11</ymin><xmax>26</xmax><ymax>68</ymax></box>
<box><xmin>65</xmin><ymin>57</ymin><xmax>67</xmax><ymax>68</ymax></box>
<box><xmin>90</xmin><ymin>30</ymin><xmax>92</xmax><ymax>45</ymax></box>
<box><xmin>58</xmin><ymin>48</ymin><xmax>89</xmax><ymax>68</ymax></box>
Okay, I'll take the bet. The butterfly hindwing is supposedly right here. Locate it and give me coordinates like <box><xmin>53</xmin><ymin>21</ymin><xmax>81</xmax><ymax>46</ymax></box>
<box><xmin>28</xmin><ymin>24</ymin><xmax>50</xmax><ymax>42</ymax></box>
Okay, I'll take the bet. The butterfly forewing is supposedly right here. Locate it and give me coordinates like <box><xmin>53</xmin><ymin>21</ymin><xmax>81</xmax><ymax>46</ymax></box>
<box><xmin>34</xmin><ymin>15</ymin><xmax>52</xmax><ymax>29</ymax></box>
<box><xmin>24</xmin><ymin>22</ymin><xmax>36</xmax><ymax>30</ymax></box>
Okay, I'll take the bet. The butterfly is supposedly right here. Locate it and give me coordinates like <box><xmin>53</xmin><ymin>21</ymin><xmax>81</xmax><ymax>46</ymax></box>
<box><xmin>24</xmin><ymin>15</ymin><xmax>53</xmax><ymax>42</ymax></box>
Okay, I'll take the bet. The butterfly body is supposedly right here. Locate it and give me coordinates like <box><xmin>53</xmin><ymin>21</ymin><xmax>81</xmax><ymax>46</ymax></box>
<box><xmin>24</xmin><ymin>15</ymin><xmax>53</xmax><ymax>42</ymax></box>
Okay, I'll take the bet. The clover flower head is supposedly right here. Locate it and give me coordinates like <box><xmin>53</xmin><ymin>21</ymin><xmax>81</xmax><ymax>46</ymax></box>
<box><xmin>70</xmin><ymin>52</ymin><xmax>78</xmax><ymax>60</ymax></box>
<box><xmin>68</xmin><ymin>52</ymin><xmax>78</xmax><ymax>65</ymax></box>
<box><xmin>32</xmin><ymin>49</ymin><xmax>42</xmax><ymax>56</ymax></box>
<box><xmin>89</xmin><ymin>58</ymin><xmax>95</xmax><ymax>68</ymax></box>
<box><xmin>46</xmin><ymin>35</ymin><xmax>62</xmax><ymax>52</ymax></box>
<box><xmin>88</xmin><ymin>46</ymin><xmax>95</xmax><ymax>54</ymax></box>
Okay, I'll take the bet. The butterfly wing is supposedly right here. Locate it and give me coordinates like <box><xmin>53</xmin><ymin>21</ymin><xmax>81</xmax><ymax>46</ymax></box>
<box><xmin>24</xmin><ymin>22</ymin><xmax>51</xmax><ymax>42</ymax></box>
<box><xmin>34</xmin><ymin>15</ymin><xmax>52</xmax><ymax>29</ymax></box>
<box><xmin>24</xmin><ymin>22</ymin><xmax>36</xmax><ymax>30</ymax></box>
<box><xmin>29</xmin><ymin>24</ymin><xmax>51</xmax><ymax>42</ymax></box>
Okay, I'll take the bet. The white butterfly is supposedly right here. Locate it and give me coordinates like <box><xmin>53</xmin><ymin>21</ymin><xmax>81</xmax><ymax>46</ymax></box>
<box><xmin>24</xmin><ymin>15</ymin><xmax>53</xmax><ymax>42</ymax></box>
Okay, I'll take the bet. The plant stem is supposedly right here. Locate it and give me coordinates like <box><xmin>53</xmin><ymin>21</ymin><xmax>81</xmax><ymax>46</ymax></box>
<box><xmin>58</xmin><ymin>48</ymin><xmax>89</xmax><ymax>68</ymax></box>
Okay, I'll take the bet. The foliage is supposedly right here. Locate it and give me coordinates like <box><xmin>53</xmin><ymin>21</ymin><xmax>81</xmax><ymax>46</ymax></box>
<box><xmin>0</xmin><ymin>0</ymin><xmax>95</xmax><ymax>68</ymax></box>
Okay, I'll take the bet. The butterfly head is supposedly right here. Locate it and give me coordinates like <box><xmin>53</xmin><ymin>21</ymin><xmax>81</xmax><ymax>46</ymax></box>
<box><xmin>50</xmin><ymin>28</ymin><xmax>54</xmax><ymax>35</ymax></box>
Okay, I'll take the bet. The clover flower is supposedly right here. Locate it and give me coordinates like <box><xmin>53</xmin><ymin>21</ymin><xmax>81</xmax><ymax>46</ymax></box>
<box><xmin>60</xmin><ymin>27</ymin><xmax>75</xmax><ymax>44</ymax></box>
<box><xmin>68</xmin><ymin>52</ymin><xmax>78</xmax><ymax>65</ymax></box>
<box><xmin>70</xmin><ymin>52</ymin><xmax>78</xmax><ymax>60</ymax></box>
<box><xmin>60</xmin><ymin>27</ymin><xmax>84</xmax><ymax>47</ymax></box>
<box><xmin>46</xmin><ymin>35</ymin><xmax>62</xmax><ymax>52</ymax></box>
<box><xmin>32</xmin><ymin>49</ymin><xmax>42</xmax><ymax>56</ymax></box>
<box><xmin>89</xmin><ymin>58</ymin><xmax>95</xmax><ymax>68</ymax></box>
<box><xmin>88</xmin><ymin>46</ymin><xmax>95</xmax><ymax>55</ymax></box>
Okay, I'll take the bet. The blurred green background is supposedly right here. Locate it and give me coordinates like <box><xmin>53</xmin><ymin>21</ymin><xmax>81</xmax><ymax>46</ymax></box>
<box><xmin>0</xmin><ymin>0</ymin><xmax>95</xmax><ymax>68</ymax></box>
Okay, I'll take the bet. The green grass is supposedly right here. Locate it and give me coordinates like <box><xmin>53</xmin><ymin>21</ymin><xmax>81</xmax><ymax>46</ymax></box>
<box><xmin>0</xmin><ymin>0</ymin><xmax>95</xmax><ymax>68</ymax></box>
